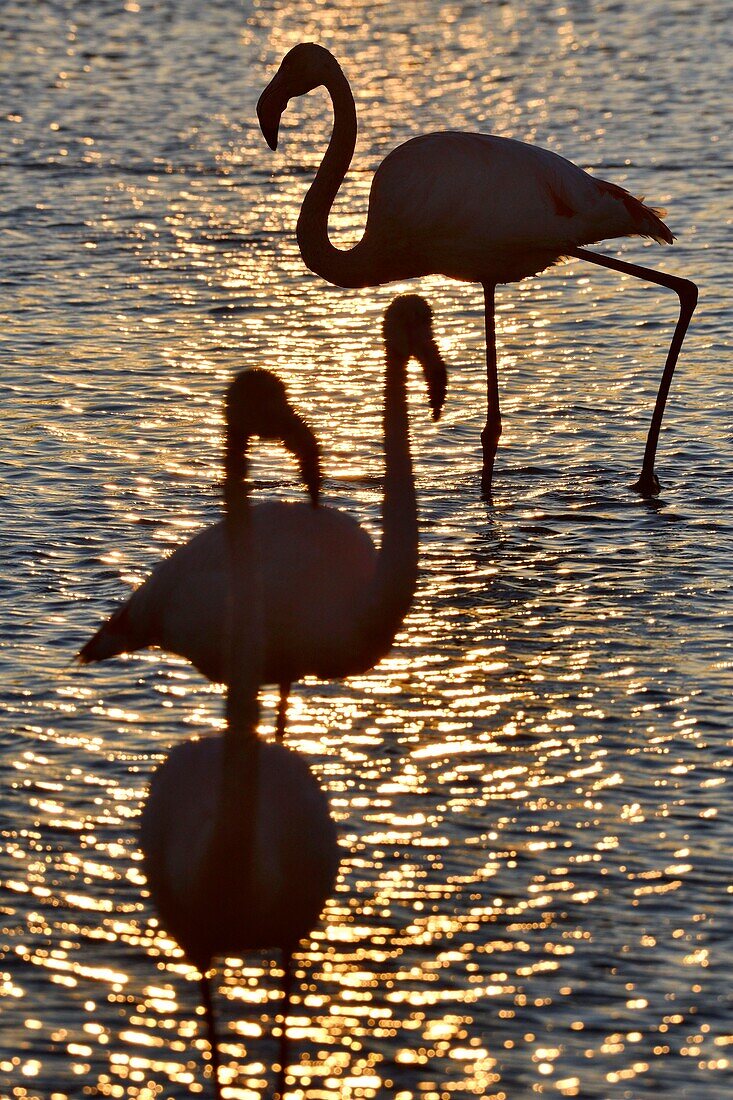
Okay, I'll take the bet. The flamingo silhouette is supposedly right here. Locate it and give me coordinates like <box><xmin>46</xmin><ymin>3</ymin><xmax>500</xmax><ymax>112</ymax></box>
<box><xmin>139</xmin><ymin>369</ymin><xmax>340</xmax><ymax>1099</ymax></box>
<box><xmin>257</xmin><ymin>42</ymin><xmax>698</xmax><ymax>497</ymax></box>
<box><xmin>79</xmin><ymin>295</ymin><xmax>447</xmax><ymax>739</ymax></box>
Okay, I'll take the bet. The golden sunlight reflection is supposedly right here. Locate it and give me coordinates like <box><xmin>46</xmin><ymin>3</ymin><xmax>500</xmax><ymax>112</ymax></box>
<box><xmin>1</xmin><ymin>0</ymin><xmax>729</xmax><ymax>1097</ymax></box>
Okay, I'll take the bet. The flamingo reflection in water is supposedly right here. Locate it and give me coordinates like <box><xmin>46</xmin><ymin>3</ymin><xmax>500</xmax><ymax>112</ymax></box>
<box><xmin>257</xmin><ymin>42</ymin><xmax>698</xmax><ymax>497</ymax></box>
<box><xmin>139</xmin><ymin>370</ymin><xmax>339</xmax><ymax>1098</ymax></box>
<box><xmin>79</xmin><ymin>296</ymin><xmax>448</xmax><ymax>739</ymax></box>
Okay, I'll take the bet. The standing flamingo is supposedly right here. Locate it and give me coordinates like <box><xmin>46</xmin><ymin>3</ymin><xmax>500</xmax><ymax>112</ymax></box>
<box><xmin>79</xmin><ymin>295</ymin><xmax>447</xmax><ymax>738</ymax></box>
<box><xmin>257</xmin><ymin>42</ymin><xmax>698</xmax><ymax>497</ymax></box>
<box><xmin>139</xmin><ymin>369</ymin><xmax>340</xmax><ymax>1099</ymax></box>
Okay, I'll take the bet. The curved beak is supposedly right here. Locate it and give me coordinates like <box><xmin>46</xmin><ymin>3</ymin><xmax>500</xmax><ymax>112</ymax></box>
<box><xmin>415</xmin><ymin>339</ymin><xmax>448</xmax><ymax>422</ymax></box>
<box><xmin>280</xmin><ymin>413</ymin><xmax>322</xmax><ymax>506</ymax></box>
<box><xmin>256</xmin><ymin>77</ymin><xmax>288</xmax><ymax>152</ymax></box>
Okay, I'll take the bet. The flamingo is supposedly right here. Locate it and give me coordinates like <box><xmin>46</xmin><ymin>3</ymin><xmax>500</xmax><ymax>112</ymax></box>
<box><xmin>139</xmin><ymin>368</ymin><xmax>340</xmax><ymax>1099</ymax></box>
<box><xmin>256</xmin><ymin>42</ymin><xmax>698</xmax><ymax>497</ymax></box>
<box><xmin>79</xmin><ymin>295</ymin><xmax>447</xmax><ymax>739</ymax></box>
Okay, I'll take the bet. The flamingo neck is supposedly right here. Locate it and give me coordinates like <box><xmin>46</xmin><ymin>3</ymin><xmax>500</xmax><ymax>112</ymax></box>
<box><xmin>295</xmin><ymin>63</ymin><xmax>373</xmax><ymax>289</ymax></box>
<box><xmin>364</xmin><ymin>347</ymin><xmax>418</xmax><ymax>651</ymax></box>
<box><xmin>216</xmin><ymin>429</ymin><xmax>259</xmax><ymax>893</ymax></box>
<box><xmin>223</xmin><ymin>433</ymin><xmax>261</xmax><ymax>741</ymax></box>
<box><xmin>191</xmin><ymin>431</ymin><xmax>261</xmax><ymax>947</ymax></box>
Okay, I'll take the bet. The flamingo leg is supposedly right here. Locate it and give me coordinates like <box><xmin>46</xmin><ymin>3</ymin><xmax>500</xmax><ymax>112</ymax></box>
<box><xmin>274</xmin><ymin>950</ymin><xmax>293</xmax><ymax>1100</ymax></box>
<box><xmin>480</xmin><ymin>283</ymin><xmax>502</xmax><ymax>496</ymax></box>
<box><xmin>200</xmin><ymin>973</ymin><xmax>223</xmax><ymax>1100</ymax></box>
<box><xmin>571</xmin><ymin>247</ymin><xmax>698</xmax><ymax>496</ymax></box>
<box><xmin>276</xmin><ymin>682</ymin><xmax>290</xmax><ymax>742</ymax></box>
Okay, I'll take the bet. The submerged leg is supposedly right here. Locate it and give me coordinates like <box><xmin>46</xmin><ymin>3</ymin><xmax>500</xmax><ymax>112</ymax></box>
<box><xmin>571</xmin><ymin>247</ymin><xmax>698</xmax><ymax>496</ymax></box>
<box><xmin>274</xmin><ymin>951</ymin><xmax>293</xmax><ymax>1100</ymax></box>
<box><xmin>200</xmin><ymin>973</ymin><xmax>223</xmax><ymax>1100</ymax></box>
<box><xmin>276</xmin><ymin>683</ymin><xmax>290</xmax><ymax>742</ymax></box>
<box><xmin>480</xmin><ymin>283</ymin><xmax>502</xmax><ymax>497</ymax></box>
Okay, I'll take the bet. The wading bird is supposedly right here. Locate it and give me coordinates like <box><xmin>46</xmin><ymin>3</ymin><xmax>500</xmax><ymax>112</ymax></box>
<box><xmin>257</xmin><ymin>42</ymin><xmax>698</xmax><ymax>496</ymax></box>
<box><xmin>139</xmin><ymin>369</ymin><xmax>340</xmax><ymax>1099</ymax></box>
<box><xmin>79</xmin><ymin>296</ymin><xmax>447</xmax><ymax>738</ymax></box>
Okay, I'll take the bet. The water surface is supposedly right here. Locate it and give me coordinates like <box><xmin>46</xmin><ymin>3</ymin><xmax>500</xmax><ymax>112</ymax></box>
<box><xmin>1</xmin><ymin>1</ymin><xmax>731</xmax><ymax>1097</ymax></box>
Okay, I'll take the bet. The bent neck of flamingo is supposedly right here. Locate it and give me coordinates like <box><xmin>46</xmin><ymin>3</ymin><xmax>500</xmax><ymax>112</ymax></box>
<box><xmin>223</xmin><ymin>430</ymin><xmax>263</xmax><ymax>741</ymax></box>
<box><xmin>295</xmin><ymin>63</ymin><xmax>374</xmax><ymax>289</ymax></box>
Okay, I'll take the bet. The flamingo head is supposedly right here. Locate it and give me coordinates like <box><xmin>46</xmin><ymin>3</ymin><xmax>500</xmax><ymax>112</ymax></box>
<box><xmin>226</xmin><ymin>369</ymin><xmax>321</xmax><ymax>505</ymax></box>
<box><xmin>257</xmin><ymin>43</ymin><xmax>339</xmax><ymax>151</ymax></box>
<box><xmin>384</xmin><ymin>296</ymin><xmax>448</xmax><ymax>422</ymax></box>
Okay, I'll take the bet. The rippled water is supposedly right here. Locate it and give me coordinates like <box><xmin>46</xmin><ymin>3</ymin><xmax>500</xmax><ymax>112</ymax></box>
<box><xmin>1</xmin><ymin>1</ymin><xmax>731</xmax><ymax>1097</ymax></box>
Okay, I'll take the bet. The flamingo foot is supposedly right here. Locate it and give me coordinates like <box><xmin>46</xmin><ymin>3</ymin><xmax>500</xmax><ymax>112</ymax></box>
<box><xmin>480</xmin><ymin>467</ymin><xmax>495</xmax><ymax>501</ymax></box>
<box><xmin>633</xmin><ymin>469</ymin><xmax>661</xmax><ymax>497</ymax></box>
<box><xmin>480</xmin><ymin>426</ymin><xmax>500</xmax><ymax>498</ymax></box>
<box><xmin>276</xmin><ymin>683</ymin><xmax>290</xmax><ymax>742</ymax></box>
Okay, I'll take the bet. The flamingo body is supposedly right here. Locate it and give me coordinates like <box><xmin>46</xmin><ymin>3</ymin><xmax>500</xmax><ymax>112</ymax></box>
<box><xmin>360</xmin><ymin>132</ymin><xmax>672</xmax><ymax>285</ymax></box>
<box><xmin>141</xmin><ymin>734</ymin><xmax>339</xmax><ymax>969</ymax></box>
<box><xmin>81</xmin><ymin>501</ymin><xmax>377</xmax><ymax>684</ymax></box>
